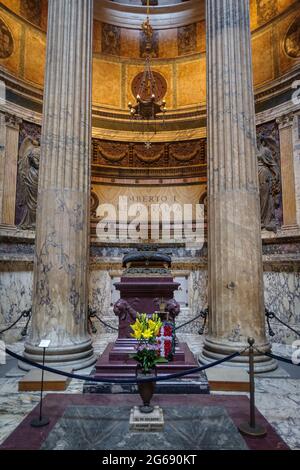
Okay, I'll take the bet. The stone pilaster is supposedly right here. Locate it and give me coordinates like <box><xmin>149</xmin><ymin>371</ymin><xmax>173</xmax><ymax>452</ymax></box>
<box><xmin>200</xmin><ymin>0</ymin><xmax>276</xmax><ymax>372</ymax></box>
<box><xmin>0</xmin><ymin>112</ymin><xmax>21</xmax><ymax>225</ymax></box>
<box><xmin>277</xmin><ymin>113</ymin><xmax>299</xmax><ymax>231</ymax></box>
<box><xmin>23</xmin><ymin>0</ymin><xmax>95</xmax><ymax>370</ymax></box>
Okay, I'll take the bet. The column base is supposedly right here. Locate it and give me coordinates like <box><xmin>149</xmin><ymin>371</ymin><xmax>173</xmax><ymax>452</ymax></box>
<box><xmin>20</xmin><ymin>338</ymin><xmax>96</xmax><ymax>372</ymax></box>
<box><xmin>199</xmin><ymin>337</ymin><xmax>277</xmax><ymax>374</ymax></box>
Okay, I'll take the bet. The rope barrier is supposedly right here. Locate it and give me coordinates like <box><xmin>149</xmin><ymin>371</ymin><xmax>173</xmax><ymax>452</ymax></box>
<box><xmin>4</xmin><ymin>347</ymin><xmax>243</xmax><ymax>384</ymax></box>
<box><xmin>265</xmin><ymin>308</ymin><xmax>300</xmax><ymax>338</ymax></box>
<box><xmin>254</xmin><ymin>347</ymin><xmax>300</xmax><ymax>366</ymax></box>
<box><xmin>88</xmin><ymin>308</ymin><xmax>118</xmax><ymax>332</ymax></box>
<box><xmin>0</xmin><ymin>308</ymin><xmax>31</xmax><ymax>336</ymax></box>
<box><xmin>174</xmin><ymin>308</ymin><xmax>208</xmax><ymax>332</ymax></box>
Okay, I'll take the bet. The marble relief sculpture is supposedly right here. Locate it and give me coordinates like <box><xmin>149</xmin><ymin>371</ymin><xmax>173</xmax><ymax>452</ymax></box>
<box><xmin>257</xmin><ymin>133</ymin><xmax>281</xmax><ymax>232</ymax></box>
<box><xmin>18</xmin><ymin>137</ymin><xmax>40</xmax><ymax>229</ymax></box>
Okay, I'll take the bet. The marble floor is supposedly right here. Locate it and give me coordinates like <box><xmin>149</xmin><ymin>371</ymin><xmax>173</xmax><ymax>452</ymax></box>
<box><xmin>0</xmin><ymin>334</ymin><xmax>299</xmax><ymax>450</ymax></box>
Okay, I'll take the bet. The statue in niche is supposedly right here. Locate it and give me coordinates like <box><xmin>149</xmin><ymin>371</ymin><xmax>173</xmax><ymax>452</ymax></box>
<box><xmin>18</xmin><ymin>137</ymin><xmax>40</xmax><ymax>229</ymax></box>
<box><xmin>257</xmin><ymin>133</ymin><xmax>281</xmax><ymax>232</ymax></box>
<box><xmin>285</xmin><ymin>18</ymin><xmax>300</xmax><ymax>59</ymax></box>
<box><xmin>0</xmin><ymin>19</ymin><xmax>14</xmax><ymax>59</ymax></box>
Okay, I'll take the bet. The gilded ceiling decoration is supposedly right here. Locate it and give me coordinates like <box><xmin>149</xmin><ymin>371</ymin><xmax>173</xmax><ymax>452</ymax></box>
<box><xmin>20</xmin><ymin>0</ymin><xmax>42</xmax><ymax>27</ymax></box>
<box><xmin>101</xmin><ymin>23</ymin><xmax>121</xmax><ymax>56</ymax></box>
<box><xmin>256</xmin><ymin>0</ymin><xmax>278</xmax><ymax>25</ymax></box>
<box><xmin>0</xmin><ymin>19</ymin><xmax>14</xmax><ymax>59</ymax></box>
<box><xmin>284</xmin><ymin>17</ymin><xmax>300</xmax><ymax>59</ymax></box>
<box><xmin>178</xmin><ymin>24</ymin><xmax>197</xmax><ymax>56</ymax></box>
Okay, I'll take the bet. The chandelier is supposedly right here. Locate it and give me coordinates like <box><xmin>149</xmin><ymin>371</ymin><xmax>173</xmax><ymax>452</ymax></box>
<box><xmin>128</xmin><ymin>1</ymin><xmax>166</xmax><ymax>145</ymax></box>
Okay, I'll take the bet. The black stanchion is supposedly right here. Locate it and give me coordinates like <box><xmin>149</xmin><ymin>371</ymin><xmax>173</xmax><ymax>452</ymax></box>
<box><xmin>30</xmin><ymin>345</ymin><xmax>50</xmax><ymax>428</ymax></box>
<box><xmin>238</xmin><ymin>338</ymin><xmax>267</xmax><ymax>438</ymax></box>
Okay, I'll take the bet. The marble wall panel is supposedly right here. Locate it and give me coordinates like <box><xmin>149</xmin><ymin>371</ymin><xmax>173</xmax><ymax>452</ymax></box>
<box><xmin>0</xmin><ymin>263</ymin><xmax>299</xmax><ymax>344</ymax></box>
<box><xmin>0</xmin><ymin>266</ymin><xmax>32</xmax><ymax>341</ymax></box>
<box><xmin>264</xmin><ymin>270</ymin><xmax>300</xmax><ymax>344</ymax></box>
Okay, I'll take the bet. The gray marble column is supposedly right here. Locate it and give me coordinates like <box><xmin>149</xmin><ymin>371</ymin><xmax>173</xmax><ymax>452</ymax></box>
<box><xmin>23</xmin><ymin>0</ymin><xmax>95</xmax><ymax>370</ymax></box>
<box><xmin>200</xmin><ymin>0</ymin><xmax>276</xmax><ymax>372</ymax></box>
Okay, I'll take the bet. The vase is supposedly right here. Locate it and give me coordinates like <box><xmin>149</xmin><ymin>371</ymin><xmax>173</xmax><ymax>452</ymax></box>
<box><xmin>136</xmin><ymin>367</ymin><xmax>157</xmax><ymax>414</ymax></box>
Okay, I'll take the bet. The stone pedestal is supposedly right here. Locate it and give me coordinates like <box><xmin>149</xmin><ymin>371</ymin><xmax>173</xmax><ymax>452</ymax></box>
<box><xmin>22</xmin><ymin>0</ymin><xmax>95</xmax><ymax>370</ymax></box>
<box><xmin>200</xmin><ymin>0</ymin><xmax>276</xmax><ymax>372</ymax></box>
<box><xmin>129</xmin><ymin>406</ymin><xmax>164</xmax><ymax>432</ymax></box>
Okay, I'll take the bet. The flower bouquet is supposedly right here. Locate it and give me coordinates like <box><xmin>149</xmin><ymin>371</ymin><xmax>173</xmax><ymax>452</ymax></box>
<box><xmin>130</xmin><ymin>313</ymin><xmax>167</xmax><ymax>373</ymax></box>
<box><xmin>130</xmin><ymin>313</ymin><xmax>167</xmax><ymax>413</ymax></box>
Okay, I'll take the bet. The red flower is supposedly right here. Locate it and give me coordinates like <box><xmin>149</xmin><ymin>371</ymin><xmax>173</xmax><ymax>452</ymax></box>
<box><xmin>164</xmin><ymin>340</ymin><xmax>172</xmax><ymax>356</ymax></box>
<box><xmin>164</xmin><ymin>325</ymin><xmax>173</xmax><ymax>336</ymax></box>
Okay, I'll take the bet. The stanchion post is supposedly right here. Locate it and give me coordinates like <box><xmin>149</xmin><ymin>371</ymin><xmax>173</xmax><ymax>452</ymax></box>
<box><xmin>30</xmin><ymin>340</ymin><xmax>50</xmax><ymax>428</ymax></box>
<box><xmin>238</xmin><ymin>337</ymin><xmax>267</xmax><ymax>438</ymax></box>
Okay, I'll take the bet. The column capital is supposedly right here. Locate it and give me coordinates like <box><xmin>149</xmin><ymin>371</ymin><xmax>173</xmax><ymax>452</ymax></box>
<box><xmin>276</xmin><ymin>112</ymin><xmax>294</xmax><ymax>130</ymax></box>
<box><xmin>4</xmin><ymin>112</ymin><xmax>22</xmax><ymax>129</ymax></box>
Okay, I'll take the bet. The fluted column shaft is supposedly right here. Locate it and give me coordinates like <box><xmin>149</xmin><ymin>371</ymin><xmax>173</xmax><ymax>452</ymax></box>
<box><xmin>23</xmin><ymin>0</ymin><xmax>95</xmax><ymax>369</ymax></box>
<box><xmin>201</xmin><ymin>0</ymin><xmax>276</xmax><ymax>372</ymax></box>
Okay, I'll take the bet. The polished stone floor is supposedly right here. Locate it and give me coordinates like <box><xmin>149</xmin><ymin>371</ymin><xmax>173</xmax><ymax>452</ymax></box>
<box><xmin>41</xmin><ymin>405</ymin><xmax>248</xmax><ymax>451</ymax></box>
<box><xmin>0</xmin><ymin>334</ymin><xmax>299</xmax><ymax>450</ymax></box>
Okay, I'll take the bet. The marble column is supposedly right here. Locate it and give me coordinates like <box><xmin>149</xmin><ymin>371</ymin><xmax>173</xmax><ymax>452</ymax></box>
<box><xmin>23</xmin><ymin>0</ymin><xmax>96</xmax><ymax>370</ymax></box>
<box><xmin>277</xmin><ymin>113</ymin><xmax>299</xmax><ymax>231</ymax></box>
<box><xmin>200</xmin><ymin>0</ymin><xmax>276</xmax><ymax>372</ymax></box>
<box><xmin>0</xmin><ymin>113</ymin><xmax>21</xmax><ymax>225</ymax></box>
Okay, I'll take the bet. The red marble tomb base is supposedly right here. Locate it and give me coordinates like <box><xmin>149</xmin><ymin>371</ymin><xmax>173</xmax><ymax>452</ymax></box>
<box><xmin>93</xmin><ymin>341</ymin><xmax>200</xmax><ymax>378</ymax></box>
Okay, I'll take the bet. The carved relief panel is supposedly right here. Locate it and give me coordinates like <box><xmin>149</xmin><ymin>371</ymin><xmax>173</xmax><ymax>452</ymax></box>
<box><xmin>92</xmin><ymin>139</ymin><xmax>207</xmax><ymax>169</ymax></box>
